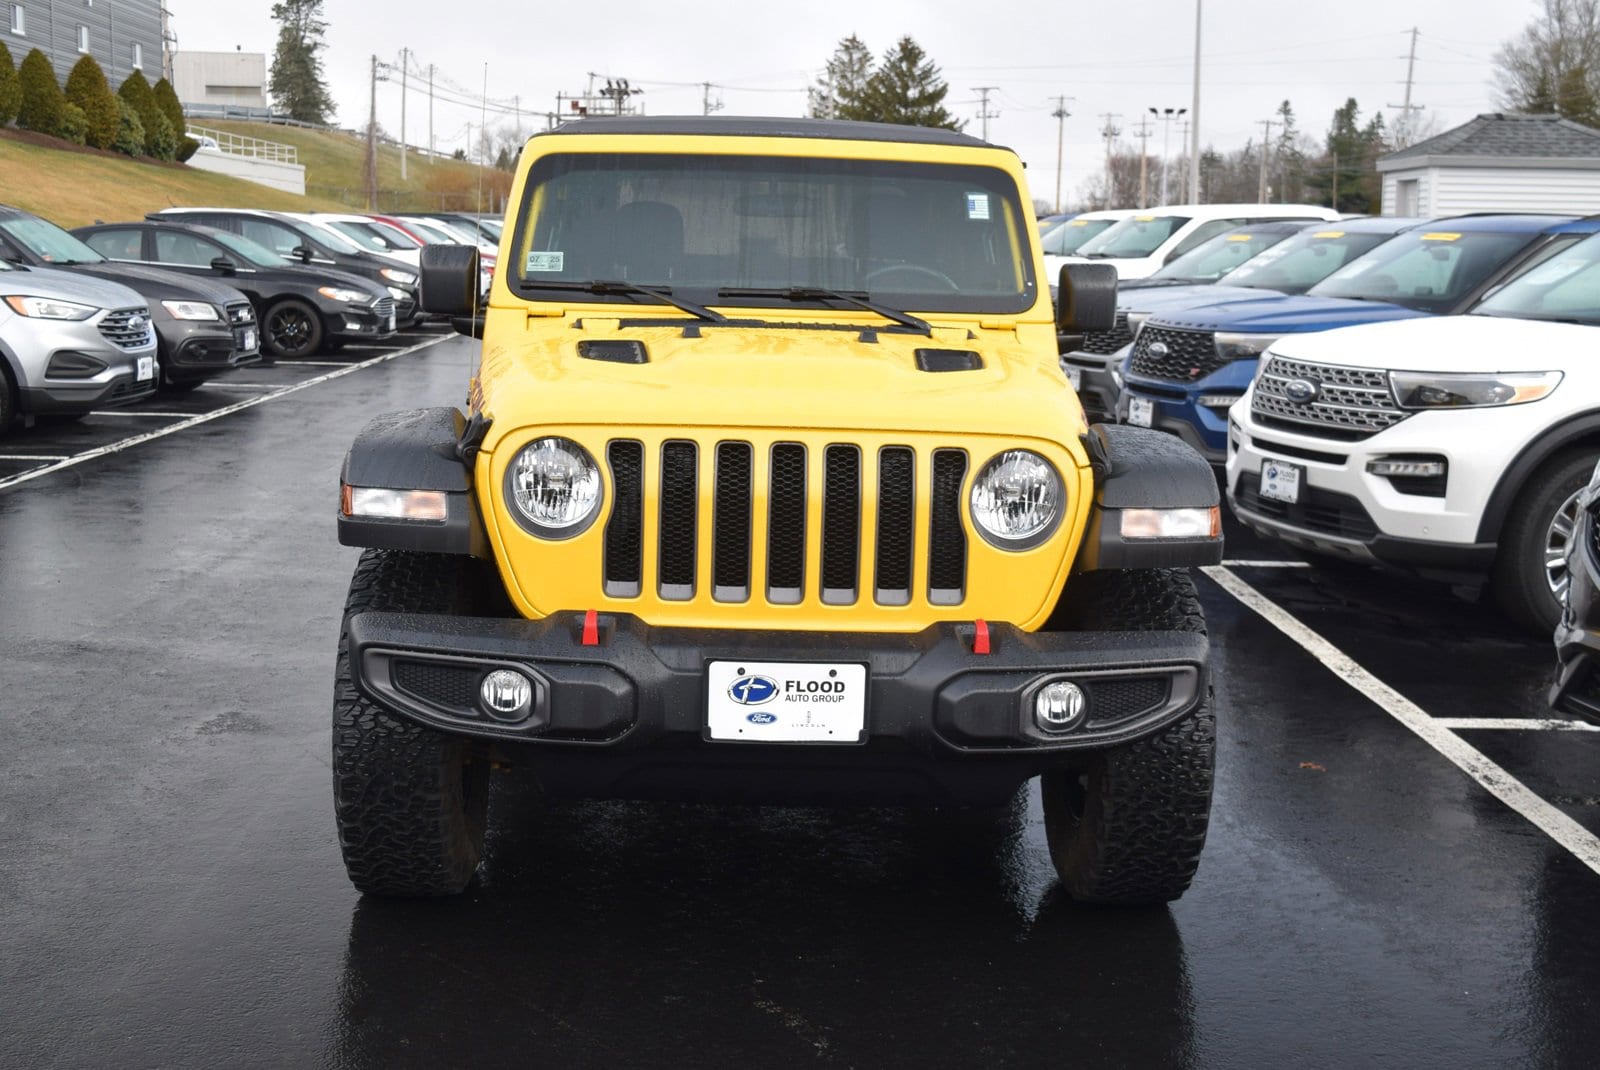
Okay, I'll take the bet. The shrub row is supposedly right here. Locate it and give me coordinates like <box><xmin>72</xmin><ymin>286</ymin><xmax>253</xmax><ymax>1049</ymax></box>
<box><xmin>0</xmin><ymin>42</ymin><xmax>197</xmax><ymax>161</ymax></box>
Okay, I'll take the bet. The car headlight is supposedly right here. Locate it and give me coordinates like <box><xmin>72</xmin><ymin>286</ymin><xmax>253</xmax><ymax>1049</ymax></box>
<box><xmin>1390</xmin><ymin>370</ymin><xmax>1563</xmax><ymax>409</ymax></box>
<box><xmin>160</xmin><ymin>300</ymin><xmax>221</xmax><ymax>321</ymax></box>
<box><xmin>1214</xmin><ymin>332</ymin><xmax>1280</xmax><ymax>362</ymax></box>
<box><xmin>969</xmin><ymin>450</ymin><xmax>1065</xmax><ymax>549</ymax></box>
<box><xmin>505</xmin><ymin>437</ymin><xmax>602</xmax><ymax>537</ymax></box>
<box><xmin>380</xmin><ymin>267</ymin><xmax>418</xmax><ymax>285</ymax></box>
<box><xmin>318</xmin><ymin>286</ymin><xmax>371</xmax><ymax>304</ymax></box>
<box><xmin>3</xmin><ymin>295</ymin><xmax>97</xmax><ymax>320</ymax></box>
<box><xmin>386</xmin><ymin>286</ymin><xmax>410</xmax><ymax>301</ymax></box>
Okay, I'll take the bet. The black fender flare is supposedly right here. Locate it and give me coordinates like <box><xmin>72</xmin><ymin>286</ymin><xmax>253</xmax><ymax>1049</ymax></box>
<box><xmin>1475</xmin><ymin>411</ymin><xmax>1600</xmax><ymax>544</ymax></box>
<box><xmin>337</xmin><ymin>406</ymin><xmax>489</xmax><ymax>557</ymax></box>
<box><xmin>1075</xmin><ymin>423</ymin><xmax>1224</xmax><ymax>571</ymax></box>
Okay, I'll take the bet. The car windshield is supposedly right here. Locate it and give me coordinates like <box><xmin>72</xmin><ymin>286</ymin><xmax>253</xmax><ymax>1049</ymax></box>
<box><xmin>1040</xmin><ymin>217</ymin><xmax>1115</xmax><ymax>256</ymax></box>
<box><xmin>405</xmin><ymin>220</ymin><xmax>460</xmax><ymax>244</ymax></box>
<box><xmin>1473</xmin><ymin>232</ymin><xmax>1600</xmax><ymax>325</ymax></box>
<box><xmin>0</xmin><ymin>216</ymin><xmax>107</xmax><ymax>264</ymax></box>
<box><xmin>1221</xmin><ymin>228</ymin><xmax>1401</xmax><ymax>294</ymax></box>
<box><xmin>1306</xmin><ymin>228</ymin><xmax>1533</xmax><ymax>313</ymax></box>
<box><xmin>1077</xmin><ymin>215</ymin><xmax>1189</xmax><ymax>258</ymax></box>
<box><xmin>302</xmin><ymin>222</ymin><xmax>366</xmax><ymax>255</ymax></box>
<box><xmin>208</xmin><ymin>230</ymin><xmax>286</xmax><ymax>267</ymax></box>
<box><xmin>1147</xmin><ymin>228</ymin><xmax>1294</xmax><ymax>282</ymax></box>
<box><xmin>511</xmin><ymin>152</ymin><xmax>1035</xmax><ymax>314</ymax></box>
<box><xmin>330</xmin><ymin>220</ymin><xmax>421</xmax><ymax>252</ymax></box>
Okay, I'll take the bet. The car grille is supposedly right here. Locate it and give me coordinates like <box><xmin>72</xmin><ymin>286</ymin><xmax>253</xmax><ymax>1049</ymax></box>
<box><xmin>1251</xmin><ymin>356</ymin><xmax>1410</xmax><ymax>440</ymax></box>
<box><xmin>372</xmin><ymin>297</ymin><xmax>397</xmax><ymax>324</ymax></box>
<box><xmin>1235</xmin><ymin>481</ymin><xmax>1378</xmax><ymax>540</ymax></box>
<box><xmin>1076</xmin><ymin>311</ymin><xmax>1135</xmax><ymax>355</ymax></box>
<box><xmin>97</xmin><ymin>308</ymin><xmax>153</xmax><ymax>350</ymax></box>
<box><xmin>1128</xmin><ymin>326</ymin><xmax>1224</xmax><ymax>382</ymax></box>
<box><xmin>225</xmin><ymin>302</ymin><xmax>255</xmax><ymax>326</ymax></box>
<box><xmin>603</xmin><ymin>439</ymin><xmax>970</xmax><ymax>607</ymax></box>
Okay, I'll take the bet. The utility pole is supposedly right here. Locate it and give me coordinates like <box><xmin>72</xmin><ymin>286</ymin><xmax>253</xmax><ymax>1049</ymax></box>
<box><xmin>428</xmin><ymin>64</ymin><xmax>435</xmax><ymax>159</ymax></box>
<box><xmin>1051</xmin><ymin>95</ymin><xmax>1073</xmax><ymax>213</ymax></box>
<box><xmin>366</xmin><ymin>54</ymin><xmax>379</xmax><ymax>210</ymax></box>
<box><xmin>1388</xmin><ymin>27</ymin><xmax>1424</xmax><ymax>148</ymax></box>
<box><xmin>702</xmin><ymin>82</ymin><xmax>723</xmax><ymax>116</ymax></box>
<box><xmin>1189</xmin><ymin>0</ymin><xmax>1202</xmax><ymax>205</ymax></box>
<box><xmin>1257</xmin><ymin>118</ymin><xmax>1275</xmax><ymax>203</ymax></box>
<box><xmin>1133</xmin><ymin>118</ymin><xmax>1153</xmax><ymax>208</ymax></box>
<box><xmin>1099</xmin><ymin>112</ymin><xmax>1122</xmax><ymax>208</ymax></box>
<box><xmin>974</xmin><ymin>86</ymin><xmax>999</xmax><ymax>142</ymax></box>
<box><xmin>399</xmin><ymin>48</ymin><xmax>408</xmax><ymax>182</ymax></box>
<box><xmin>1331</xmin><ymin>150</ymin><xmax>1340</xmax><ymax>211</ymax></box>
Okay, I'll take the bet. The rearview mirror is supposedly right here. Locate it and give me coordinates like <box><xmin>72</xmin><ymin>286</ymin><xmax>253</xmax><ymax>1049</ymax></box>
<box><xmin>210</xmin><ymin>257</ymin><xmax>237</xmax><ymax>275</ymax></box>
<box><xmin>1057</xmin><ymin>262</ymin><xmax>1118</xmax><ymax>333</ymax></box>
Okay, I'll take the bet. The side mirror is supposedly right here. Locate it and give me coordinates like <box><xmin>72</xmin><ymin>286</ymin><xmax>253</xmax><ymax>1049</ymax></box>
<box><xmin>1057</xmin><ymin>262</ymin><xmax>1118</xmax><ymax>333</ymax></box>
<box><xmin>420</xmin><ymin>243</ymin><xmax>482</xmax><ymax>316</ymax></box>
<box><xmin>210</xmin><ymin>257</ymin><xmax>237</xmax><ymax>275</ymax></box>
<box><xmin>291</xmin><ymin>245</ymin><xmax>314</xmax><ymax>264</ymax></box>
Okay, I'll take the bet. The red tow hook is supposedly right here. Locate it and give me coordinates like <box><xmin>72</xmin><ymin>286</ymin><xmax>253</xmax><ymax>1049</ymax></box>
<box><xmin>581</xmin><ymin>609</ymin><xmax>600</xmax><ymax>647</ymax></box>
<box><xmin>972</xmin><ymin>618</ymin><xmax>992</xmax><ymax>656</ymax></box>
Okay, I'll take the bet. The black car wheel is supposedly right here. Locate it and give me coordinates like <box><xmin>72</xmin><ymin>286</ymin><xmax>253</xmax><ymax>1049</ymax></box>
<box><xmin>0</xmin><ymin>369</ymin><xmax>18</xmax><ymax>434</ymax></box>
<box><xmin>263</xmin><ymin>299</ymin><xmax>324</xmax><ymax>359</ymax></box>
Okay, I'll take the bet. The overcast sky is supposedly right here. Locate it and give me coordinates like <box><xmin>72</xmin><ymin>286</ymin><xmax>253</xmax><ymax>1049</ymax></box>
<box><xmin>174</xmin><ymin>0</ymin><xmax>1541</xmax><ymax>206</ymax></box>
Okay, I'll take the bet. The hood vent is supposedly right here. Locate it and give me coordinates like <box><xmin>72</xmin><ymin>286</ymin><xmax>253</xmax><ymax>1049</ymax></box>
<box><xmin>578</xmin><ymin>339</ymin><xmax>649</xmax><ymax>364</ymax></box>
<box><xmin>915</xmin><ymin>348</ymin><xmax>983</xmax><ymax>372</ymax></box>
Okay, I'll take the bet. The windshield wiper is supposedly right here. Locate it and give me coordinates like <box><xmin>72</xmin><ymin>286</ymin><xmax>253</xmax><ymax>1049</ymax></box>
<box><xmin>717</xmin><ymin>286</ymin><xmax>932</xmax><ymax>336</ymax></box>
<box><xmin>518</xmin><ymin>279</ymin><xmax>726</xmax><ymax>323</ymax></box>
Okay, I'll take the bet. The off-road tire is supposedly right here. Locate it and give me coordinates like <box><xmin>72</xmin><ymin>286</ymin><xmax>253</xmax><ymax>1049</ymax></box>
<box><xmin>1041</xmin><ymin>569</ymin><xmax>1215</xmax><ymax>905</ymax></box>
<box><xmin>1492</xmin><ymin>449</ymin><xmax>1596</xmax><ymax>635</ymax></box>
<box><xmin>332</xmin><ymin>549</ymin><xmax>494</xmax><ymax>896</ymax></box>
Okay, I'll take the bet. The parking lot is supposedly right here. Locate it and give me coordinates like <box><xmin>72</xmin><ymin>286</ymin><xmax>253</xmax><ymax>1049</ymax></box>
<box><xmin>3</xmin><ymin>326</ymin><xmax>1598</xmax><ymax>1069</ymax></box>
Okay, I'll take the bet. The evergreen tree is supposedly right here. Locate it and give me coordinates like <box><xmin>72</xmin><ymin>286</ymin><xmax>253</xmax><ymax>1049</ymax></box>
<box><xmin>811</xmin><ymin>35</ymin><xmax>874</xmax><ymax>119</ymax></box>
<box><xmin>152</xmin><ymin>77</ymin><xmax>198</xmax><ymax>160</ymax></box>
<box><xmin>112</xmin><ymin>97</ymin><xmax>145</xmax><ymax>156</ymax></box>
<box><xmin>854</xmin><ymin>37</ymin><xmax>961</xmax><ymax>130</ymax></box>
<box><xmin>65</xmin><ymin>55</ymin><xmax>119</xmax><ymax>150</ymax></box>
<box><xmin>118</xmin><ymin>70</ymin><xmax>173</xmax><ymax>158</ymax></box>
<box><xmin>0</xmin><ymin>41</ymin><xmax>20</xmax><ymax>127</ymax></box>
<box><xmin>269</xmin><ymin>0</ymin><xmax>336</xmax><ymax>124</ymax></box>
<box><xmin>16</xmin><ymin>49</ymin><xmax>64</xmax><ymax>137</ymax></box>
<box><xmin>1304</xmin><ymin>99</ymin><xmax>1387</xmax><ymax>213</ymax></box>
<box><xmin>58</xmin><ymin>101</ymin><xmax>89</xmax><ymax>145</ymax></box>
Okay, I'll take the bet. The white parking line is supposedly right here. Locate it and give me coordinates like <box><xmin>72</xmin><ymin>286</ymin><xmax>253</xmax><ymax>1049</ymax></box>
<box><xmin>87</xmin><ymin>411</ymin><xmax>193</xmax><ymax>418</ymax></box>
<box><xmin>1203</xmin><ymin>565</ymin><xmax>1600</xmax><ymax>878</ymax></box>
<box><xmin>197</xmin><ymin>383</ymin><xmax>280</xmax><ymax>391</ymax></box>
<box><xmin>0</xmin><ymin>336</ymin><xmax>450</xmax><ymax>493</ymax></box>
<box><xmin>0</xmin><ymin>454</ymin><xmax>70</xmax><ymax>462</ymax></box>
<box><xmin>1220</xmin><ymin>559</ymin><xmax>1314</xmax><ymax>568</ymax></box>
<box><xmin>1435</xmin><ymin>718</ymin><xmax>1600</xmax><ymax>733</ymax></box>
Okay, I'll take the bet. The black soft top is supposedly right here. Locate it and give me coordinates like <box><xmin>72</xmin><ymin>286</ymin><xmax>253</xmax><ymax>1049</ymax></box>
<box><xmin>538</xmin><ymin>115</ymin><xmax>997</xmax><ymax>150</ymax></box>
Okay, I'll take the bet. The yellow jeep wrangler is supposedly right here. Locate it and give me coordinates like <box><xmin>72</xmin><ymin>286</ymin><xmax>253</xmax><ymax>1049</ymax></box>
<box><xmin>333</xmin><ymin>117</ymin><xmax>1223</xmax><ymax>904</ymax></box>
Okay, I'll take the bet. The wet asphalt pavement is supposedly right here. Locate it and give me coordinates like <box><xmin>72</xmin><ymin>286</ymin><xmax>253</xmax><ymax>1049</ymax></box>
<box><xmin>2</xmin><ymin>329</ymin><xmax>1597</xmax><ymax>1069</ymax></box>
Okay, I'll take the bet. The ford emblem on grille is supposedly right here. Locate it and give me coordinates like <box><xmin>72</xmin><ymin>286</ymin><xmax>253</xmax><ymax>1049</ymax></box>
<box><xmin>1284</xmin><ymin>378</ymin><xmax>1320</xmax><ymax>405</ymax></box>
<box><xmin>1148</xmin><ymin>341</ymin><xmax>1170</xmax><ymax>359</ymax></box>
<box><xmin>129</xmin><ymin>316</ymin><xmax>148</xmax><ymax>330</ymax></box>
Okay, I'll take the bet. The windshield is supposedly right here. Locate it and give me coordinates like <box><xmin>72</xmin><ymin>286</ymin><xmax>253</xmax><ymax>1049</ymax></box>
<box><xmin>208</xmin><ymin>230</ymin><xmax>283</xmax><ymax>267</ymax></box>
<box><xmin>1221</xmin><ymin>228</ymin><xmax>1401</xmax><ymax>294</ymax></box>
<box><xmin>1307</xmin><ymin>229</ymin><xmax>1533</xmax><ymax>313</ymax></box>
<box><xmin>300</xmin><ymin>221</ymin><xmax>364</xmax><ymax>255</ymax></box>
<box><xmin>0</xmin><ymin>216</ymin><xmax>106</xmax><ymax>264</ymax></box>
<box><xmin>512</xmin><ymin>152</ymin><xmax>1035</xmax><ymax>314</ymax></box>
<box><xmin>1077</xmin><ymin>215</ymin><xmax>1189</xmax><ymax>259</ymax></box>
<box><xmin>1041</xmin><ymin>217</ymin><xmax>1114</xmax><ymax>256</ymax></box>
<box><xmin>1474</xmin><ymin>232</ymin><xmax>1600</xmax><ymax>325</ymax></box>
<box><xmin>405</xmin><ymin>220</ymin><xmax>460</xmax><ymax>244</ymax></box>
<box><xmin>330</xmin><ymin>220</ymin><xmax>421</xmax><ymax>252</ymax></box>
<box><xmin>1148</xmin><ymin>228</ymin><xmax>1293</xmax><ymax>282</ymax></box>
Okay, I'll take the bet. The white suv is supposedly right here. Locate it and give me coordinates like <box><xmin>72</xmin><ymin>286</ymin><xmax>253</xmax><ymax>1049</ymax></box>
<box><xmin>1225</xmin><ymin>224</ymin><xmax>1600</xmax><ymax>632</ymax></box>
<box><xmin>1064</xmin><ymin>203</ymin><xmax>1342</xmax><ymax>280</ymax></box>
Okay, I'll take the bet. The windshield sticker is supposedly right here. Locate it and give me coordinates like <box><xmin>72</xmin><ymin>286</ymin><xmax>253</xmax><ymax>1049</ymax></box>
<box><xmin>1069</xmin><ymin>219</ymin><xmax>1089</xmax><ymax>226</ymax></box>
<box><xmin>525</xmin><ymin>251</ymin><xmax>564</xmax><ymax>272</ymax></box>
<box><xmin>1227</xmin><ymin>234</ymin><xmax>1254</xmax><ymax>242</ymax></box>
<box><xmin>1313</xmin><ymin>231</ymin><xmax>1345</xmax><ymax>239</ymax></box>
<box><xmin>1421</xmin><ymin>232</ymin><xmax>1462</xmax><ymax>242</ymax></box>
<box><xmin>966</xmin><ymin>193</ymin><xmax>991</xmax><ymax>221</ymax></box>
<box><xmin>1136</xmin><ymin>215</ymin><xmax>1156</xmax><ymax>222</ymax></box>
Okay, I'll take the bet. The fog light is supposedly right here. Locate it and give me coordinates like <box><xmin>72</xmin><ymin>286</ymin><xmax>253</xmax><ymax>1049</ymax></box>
<box><xmin>1034</xmin><ymin>680</ymin><xmax>1087</xmax><ymax>731</ymax></box>
<box><xmin>1197</xmin><ymin>393</ymin><xmax>1243</xmax><ymax>410</ymax></box>
<box><xmin>1367</xmin><ymin>457</ymin><xmax>1446</xmax><ymax>478</ymax></box>
<box><xmin>480</xmin><ymin>669</ymin><xmax>533</xmax><ymax>722</ymax></box>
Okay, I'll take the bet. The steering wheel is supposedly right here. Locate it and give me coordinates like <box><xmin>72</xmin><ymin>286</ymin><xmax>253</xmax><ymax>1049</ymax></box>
<box><xmin>865</xmin><ymin>263</ymin><xmax>960</xmax><ymax>292</ymax></box>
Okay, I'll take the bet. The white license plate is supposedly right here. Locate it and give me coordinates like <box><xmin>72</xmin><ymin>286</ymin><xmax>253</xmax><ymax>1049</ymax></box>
<box><xmin>136</xmin><ymin>356</ymin><xmax>154</xmax><ymax>381</ymax></box>
<box><xmin>1127</xmin><ymin>395</ymin><xmax>1154</xmax><ymax>427</ymax></box>
<box><xmin>241</xmin><ymin>328</ymin><xmax>258</xmax><ymax>351</ymax></box>
<box><xmin>384</xmin><ymin>315</ymin><xmax>396</xmax><ymax>332</ymax></box>
<box><xmin>705</xmin><ymin>660</ymin><xmax>867</xmax><ymax>743</ymax></box>
<box><xmin>1064</xmin><ymin>364</ymin><xmax>1083</xmax><ymax>390</ymax></box>
<box><xmin>1260</xmin><ymin>458</ymin><xmax>1303</xmax><ymax>504</ymax></box>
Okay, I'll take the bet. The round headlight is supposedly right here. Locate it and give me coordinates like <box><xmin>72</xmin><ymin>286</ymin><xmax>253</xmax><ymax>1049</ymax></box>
<box><xmin>505</xmin><ymin>437</ymin><xmax>602</xmax><ymax>537</ymax></box>
<box><xmin>970</xmin><ymin>450</ymin><xmax>1064</xmax><ymax>549</ymax></box>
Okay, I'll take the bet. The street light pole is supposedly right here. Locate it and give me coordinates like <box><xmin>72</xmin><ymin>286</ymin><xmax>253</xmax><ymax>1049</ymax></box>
<box><xmin>1149</xmin><ymin>106</ymin><xmax>1186</xmax><ymax>205</ymax></box>
<box><xmin>1189</xmin><ymin>0</ymin><xmax>1202</xmax><ymax>205</ymax></box>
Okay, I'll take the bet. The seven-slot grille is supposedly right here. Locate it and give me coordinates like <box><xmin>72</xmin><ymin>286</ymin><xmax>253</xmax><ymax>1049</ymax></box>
<box><xmin>1076</xmin><ymin>311</ymin><xmax>1135</xmax><ymax>355</ymax></box>
<box><xmin>97</xmin><ymin>308</ymin><xmax>152</xmax><ymax>350</ymax></box>
<box><xmin>1251</xmin><ymin>355</ymin><xmax>1410</xmax><ymax>440</ymax></box>
<box><xmin>1128</xmin><ymin>326</ymin><xmax>1226</xmax><ymax>382</ymax></box>
<box><xmin>603</xmin><ymin>440</ymin><xmax>970</xmax><ymax>607</ymax></box>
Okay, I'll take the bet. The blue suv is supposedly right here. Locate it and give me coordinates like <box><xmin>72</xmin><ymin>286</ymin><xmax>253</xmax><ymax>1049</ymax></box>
<box><xmin>1116</xmin><ymin>214</ymin><xmax>1600</xmax><ymax>463</ymax></box>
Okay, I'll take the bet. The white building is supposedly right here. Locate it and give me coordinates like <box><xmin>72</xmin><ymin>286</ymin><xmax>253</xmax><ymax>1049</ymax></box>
<box><xmin>172</xmin><ymin>50</ymin><xmax>268</xmax><ymax>114</ymax></box>
<box><xmin>1378</xmin><ymin>113</ymin><xmax>1600</xmax><ymax>217</ymax></box>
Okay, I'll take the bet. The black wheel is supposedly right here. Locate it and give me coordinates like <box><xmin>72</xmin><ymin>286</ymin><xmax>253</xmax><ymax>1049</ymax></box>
<box><xmin>1492</xmin><ymin>449</ymin><xmax>1597</xmax><ymax>634</ymax></box>
<box><xmin>1040</xmin><ymin>569</ymin><xmax>1215</xmax><ymax>905</ymax></box>
<box><xmin>332</xmin><ymin>549</ymin><xmax>496</xmax><ymax>897</ymax></box>
<box><xmin>0</xmin><ymin>366</ymin><xmax>17</xmax><ymax>435</ymax></box>
<box><xmin>263</xmin><ymin>299</ymin><xmax>324</xmax><ymax>359</ymax></box>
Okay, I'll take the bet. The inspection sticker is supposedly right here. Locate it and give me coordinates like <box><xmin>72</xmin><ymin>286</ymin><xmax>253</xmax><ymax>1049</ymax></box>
<box><xmin>525</xmin><ymin>251</ymin><xmax>565</xmax><ymax>272</ymax></box>
<box><xmin>966</xmin><ymin>192</ymin><xmax>991</xmax><ymax>220</ymax></box>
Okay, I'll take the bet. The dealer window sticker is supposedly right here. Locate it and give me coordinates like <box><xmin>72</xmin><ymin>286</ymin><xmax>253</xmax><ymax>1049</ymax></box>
<box><xmin>525</xmin><ymin>251</ymin><xmax>565</xmax><ymax>272</ymax></box>
<box><xmin>966</xmin><ymin>192</ymin><xmax>991</xmax><ymax>221</ymax></box>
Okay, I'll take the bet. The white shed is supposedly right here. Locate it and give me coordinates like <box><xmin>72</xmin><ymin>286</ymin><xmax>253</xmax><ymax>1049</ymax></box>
<box><xmin>1377</xmin><ymin>113</ymin><xmax>1600</xmax><ymax>217</ymax></box>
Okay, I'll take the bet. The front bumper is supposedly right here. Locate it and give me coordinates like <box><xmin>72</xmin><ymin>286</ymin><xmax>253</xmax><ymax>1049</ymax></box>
<box><xmin>1059</xmin><ymin>346</ymin><xmax>1123</xmax><ymax>424</ymax></box>
<box><xmin>332</xmin><ymin>302</ymin><xmax>399</xmax><ymax>341</ymax></box>
<box><xmin>347</xmin><ymin>611</ymin><xmax>1209</xmax><ymax>803</ymax></box>
<box><xmin>161</xmin><ymin>322</ymin><xmax>261</xmax><ymax>382</ymax></box>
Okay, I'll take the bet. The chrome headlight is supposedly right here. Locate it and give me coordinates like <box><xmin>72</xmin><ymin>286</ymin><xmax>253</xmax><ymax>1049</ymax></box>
<box><xmin>160</xmin><ymin>300</ymin><xmax>221</xmax><ymax>321</ymax></box>
<box><xmin>505</xmin><ymin>437</ymin><xmax>602</xmax><ymax>537</ymax></box>
<box><xmin>1214</xmin><ymin>332</ymin><xmax>1280</xmax><ymax>362</ymax></box>
<box><xmin>3</xmin><ymin>295</ymin><xmax>97</xmax><ymax>320</ymax></box>
<box><xmin>318</xmin><ymin>286</ymin><xmax>370</xmax><ymax>304</ymax></box>
<box><xmin>1390</xmin><ymin>370</ymin><xmax>1562</xmax><ymax>409</ymax></box>
<box><xmin>380</xmin><ymin>267</ymin><xmax>418</xmax><ymax>285</ymax></box>
<box><xmin>970</xmin><ymin>450</ymin><xmax>1065</xmax><ymax>549</ymax></box>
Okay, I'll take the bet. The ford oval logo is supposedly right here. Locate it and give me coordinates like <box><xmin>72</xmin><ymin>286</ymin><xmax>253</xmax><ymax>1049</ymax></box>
<box><xmin>746</xmin><ymin>711</ymin><xmax>778</xmax><ymax>725</ymax></box>
<box><xmin>1148</xmin><ymin>341</ymin><xmax>1170</xmax><ymax>359</ymax></box>
<box><xmin>728</xmin><ymin>675</ymin><xmax>779</xmax><ymax>705</ymax></box>
<box><xmin>1284</xmin><ymin>378</ymin><xmax>1320</xmax><ymax>405</ymax></box>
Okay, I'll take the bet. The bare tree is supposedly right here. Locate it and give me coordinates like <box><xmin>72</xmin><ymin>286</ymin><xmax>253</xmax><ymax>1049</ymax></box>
<box><xmin>1494</xmin><ymin>0</ymin><xmax>1600</xmax><ymax>126</ymax></box>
